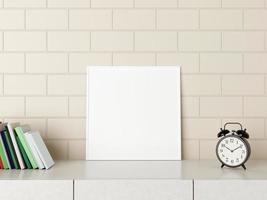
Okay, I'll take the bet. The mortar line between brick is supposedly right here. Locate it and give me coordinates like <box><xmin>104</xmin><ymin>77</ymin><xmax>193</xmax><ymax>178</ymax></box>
<box><xmin>2</xmin><ymin>7</ymin><xmax>264</xmax><ymax>9</ymax></box>
<box><xmin>0</xmin><ymin>28</ymin><xmax>260</xmax><ymax>31</ymax></box>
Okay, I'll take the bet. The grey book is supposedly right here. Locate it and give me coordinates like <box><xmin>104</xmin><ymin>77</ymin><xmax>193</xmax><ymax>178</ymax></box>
<box><xmin>27</xmin><ymin>131</ymin><xmax>54</xmax><ymax>169</ymax></box>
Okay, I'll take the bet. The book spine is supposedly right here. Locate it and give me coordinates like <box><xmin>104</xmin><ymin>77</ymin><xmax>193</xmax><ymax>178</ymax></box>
<box><xmin>31</xmin><ymin>132</ymin><xmax>54</xmax><ymax>169</ymax></box>
<box><xmin>1</xmin><ymin>131</ymin><xmax>15</xmax><ymax>169</ymax></box>
<box><xmin>0</xmin><ymin>136</ymin><xmax>10</xmax><ymax>169</ymax></box>
<box><xmin>15</xmin><ymin>128</ymin><xmax>37</xmax><ymax>169</ymax></box>
<box><xmin>7</xmin><ymin>124</ymin><xmax>25</xmax><ymax>169</ymax></box>
<box><xmin>25</xmin><ymin>134</ymin><xmax>45</xmax><ymax>169</ymax></box>
<box><xmin>5</xmin><ymin>129</ymin><xmax>19</xmax><ymax>169</ymax></box>
<box><xmin>0</xmin><ymin>157</ymin><xmax>3</xmax><ymax>169</ymax></box>
<box><xmin>15</xmin><ymin>136</ymin><xmax>32</xmax><ymax>169</ymax></box>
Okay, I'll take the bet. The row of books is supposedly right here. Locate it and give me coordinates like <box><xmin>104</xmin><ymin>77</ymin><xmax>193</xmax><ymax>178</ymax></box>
<box><xmin>0</xmin><ymin>122</ymin><xmax>54</xmax><ymax>170</ymax></box>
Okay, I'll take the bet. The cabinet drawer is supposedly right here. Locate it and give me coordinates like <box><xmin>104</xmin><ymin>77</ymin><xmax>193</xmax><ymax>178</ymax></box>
<box><xmin>75</xmin><ymin>180</ymin><xmax>192</xmax><ymax>200</ymax></box>
<box><xmin>0</xmin><ymin>180</ymin><xmax>73</xmax><ymax>200</ymax></box>
<box><xmin>195</xmin><ymin>180</ymin><xmax>267</xmax><ymax>200</ymax></box>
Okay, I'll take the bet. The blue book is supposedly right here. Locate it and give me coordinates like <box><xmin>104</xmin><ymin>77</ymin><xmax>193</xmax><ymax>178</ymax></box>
<box><xmin>1</xmin><ymin>131</ymin><xmax>15</xmax><ymax>169</ymax></box>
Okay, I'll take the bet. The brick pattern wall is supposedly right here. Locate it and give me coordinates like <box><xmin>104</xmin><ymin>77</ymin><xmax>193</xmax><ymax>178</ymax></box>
<box><xmin>0</xmin><ymin>0</ymin><xmax>266</xmax><ymax>160</ymax></box>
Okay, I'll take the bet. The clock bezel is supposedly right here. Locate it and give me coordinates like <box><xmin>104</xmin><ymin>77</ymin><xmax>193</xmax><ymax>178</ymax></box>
<box><xmin>216</xmin><ymin>134</ymin><xmax>251</xmax><ymax>168</ymax></box>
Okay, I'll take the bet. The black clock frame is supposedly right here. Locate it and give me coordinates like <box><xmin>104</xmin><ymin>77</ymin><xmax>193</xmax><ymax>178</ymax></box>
<box><xmin>216</xmin><ymin>134</ymin><xmax>251</xmax><ymax>170</ymax></box>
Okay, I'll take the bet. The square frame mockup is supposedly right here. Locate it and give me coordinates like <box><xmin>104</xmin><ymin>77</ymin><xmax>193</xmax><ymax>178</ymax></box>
<box><xmin>86</xmin><ymin>66</ymin><xmax>181</xmax><ymax>160</ymax></box>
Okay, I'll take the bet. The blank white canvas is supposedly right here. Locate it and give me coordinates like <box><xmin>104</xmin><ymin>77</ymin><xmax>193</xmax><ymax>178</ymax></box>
<box><xmin>86</xmin><ymin>66</ymin><xmax>181</xmax><ymax>160</ymax></box>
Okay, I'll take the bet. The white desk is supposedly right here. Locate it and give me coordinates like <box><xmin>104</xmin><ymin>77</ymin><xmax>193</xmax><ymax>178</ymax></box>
<box><xmin>0</xmin><ymin>160</ymin><xmax>267</xmax><ymax>200</ymax></box>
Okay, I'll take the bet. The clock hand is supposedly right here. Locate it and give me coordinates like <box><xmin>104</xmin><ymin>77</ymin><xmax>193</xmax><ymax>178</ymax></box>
<box><xmin>224</xmin><ymin>146</ymin><xmax>232</xmax><ymax>152</ymax></box>
<box><xmin>232</xmin><ymin>145</ymin><xmax>242</xmax><ymax>152</ymax></box>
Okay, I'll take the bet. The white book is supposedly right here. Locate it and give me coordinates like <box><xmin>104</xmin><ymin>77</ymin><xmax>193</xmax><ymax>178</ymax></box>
<box><xmin>27</xmin><ymin>131</ymin><xmax>54</xmax><ymax>169</ymax></box>
<box><xmin>7</xmin><ymin>123</ymin><xmax>25</xmax><ymax>169</ymax></box>
<box><xmin>25</xmin><ymin>132</ymin><xmax>45</xmax><ymax>169</ymax></box>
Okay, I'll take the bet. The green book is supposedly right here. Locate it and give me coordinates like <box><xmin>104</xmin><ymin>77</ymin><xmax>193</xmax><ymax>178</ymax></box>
<box><xmin>4</xmin><ymin>130</ymin><xmax>19</xmax><ymax>169</ymax></box>
<box><xmin>0</xmin><ymin>137</ymin><xmax>9</xmax><ymax>169</ymax></box>
<box><xmin>15</xmin><ymin>136</ymin><xmax>32</xmax><ymax>169</ymax></box>
<box><xmin>14</xmin><ymin>127</ymin><xmax>37</xmax><ymax>169</ymax></box>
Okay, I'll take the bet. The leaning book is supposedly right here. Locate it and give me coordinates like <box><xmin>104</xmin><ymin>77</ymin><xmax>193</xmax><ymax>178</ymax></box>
<box><xmin>26</xmin><ymin>131</ymin><xmax>54</xmax><ymax>169</ymax></box>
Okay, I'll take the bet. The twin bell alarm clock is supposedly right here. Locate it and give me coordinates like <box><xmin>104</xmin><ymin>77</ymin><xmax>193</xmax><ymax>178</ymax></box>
<box><xmin>216</xmin><ymin>122</ymin><xmax>251</xmax><ymax>170</ymax></box>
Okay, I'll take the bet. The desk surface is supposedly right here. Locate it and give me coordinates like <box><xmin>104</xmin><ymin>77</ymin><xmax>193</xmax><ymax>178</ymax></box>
<box><xmin>0</xmin><ymin>160</ymin><xmax>267</xmax><ymax>180</ymax></box>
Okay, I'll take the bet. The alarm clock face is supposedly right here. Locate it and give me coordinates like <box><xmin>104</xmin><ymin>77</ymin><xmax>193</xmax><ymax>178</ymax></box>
<box><xmin>216</xmin><ymin>135</ymin><xmax>250</xmax><ymax>167</ymax></box>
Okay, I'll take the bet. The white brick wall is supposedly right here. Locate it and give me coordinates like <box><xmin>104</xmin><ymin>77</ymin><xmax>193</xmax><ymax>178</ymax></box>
<box><xmin>1</xmin><ymin>0</ymin><xmax>267</xmax><ymax>160</ymax></box>
<box><xmin>200</xmin><ymin>10</ymin><xmax>243</xmax><ymax>30</ymax></box>
<box><xmin>4</xmin><ymin>0</ymin><xmax>46</xmax><ymax>8</ymax></box>
<box><xmin>157</xmin><ymin>10</ymin><xmax>199</xmax><ymax>30</ymax></box>
<box><xmin>179</xmin><ymin>32</ymin><xmax>221</xmax><ymax>51</ymax></box>
<box><xmin>135</xmin><ymin>31</ymin><xmax>177</xmax><ymax>51</ymax></box>
<box><xmin>114</xmin><ymin>10</ymin><xmax>155</xmax><ymax>30</ymax></box>
<box><xmin>222</xmin><ymin>32</ymin><xmax>265</xmax><ymax>51</ymax></box>
<box><xmin>69</xmin><ymin>9</ymin><xmax>112</xmax><ymax>30</ymax></box>
<box><xmin>0</xmin><ymin>54</ymin><xmax>24</xmax><ymax>73</ymax></box>
<box><xmin>26</xmin><ymin>97</ymin><xmax>68</xmax><ymax>117</ymax></box>
<box><xmin>4</xmin><ymin>32</ymin><xmax>46</xmax><ymax>51</ymax></box>
<box><xmin>26</xmin><ymin>9</ymin><xmax>68</xmax><ymax>30</ymax></box>
<box><xmin>26</xmin><ymin>53</ymin><xmax>68</xmax><ymax>73</ymax></box>
<box><xmin>179</xmin><ymin>0</ymin><xmax>221</xmax><ymax>8</ymax></box>
<box><xmin>4</xmin><ymin>75</ymin><xmax>46</xmax><ymax>95</ymax></box>
<box><xmin>0</xmin><ymin>10</ymin><xmax>24</xmax><ymax>30</ymax></box>
<box><xmin>47</xmin><ymin>75</ymin><xmax>86</xmax><ymax>95</ymax></box>
<box><xmin>47</xmin><ymin>32</ymin><xmax>90</xmax><ymax>51</ymax></box>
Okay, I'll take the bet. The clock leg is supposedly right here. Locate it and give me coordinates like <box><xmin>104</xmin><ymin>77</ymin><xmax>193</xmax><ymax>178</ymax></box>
<box><xmin>221</xmin><ymin>164</ymin><xmax>225</xmax><ymax>168</ymax></box>
<box><xmin>242</xmin><ymin>164</ymin><xmax>246</xmax><ymax>170</ymax></box>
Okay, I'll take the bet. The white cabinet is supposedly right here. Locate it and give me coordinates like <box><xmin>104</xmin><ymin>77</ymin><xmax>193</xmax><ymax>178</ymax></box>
<box><xmin>75</xmin><ymin>180</ymin><xmax>192</xmax><ymax>200</ymax></box>
<box><xmin>0</xmin><ymin>180</ymin><xmax>73</xmax><ymax>200</ymax></box>
<box><xmin>194</xmin><ymin>180</ymin><xmax>267</xmax><ymax>200</ymax></box>
<box><xmin>1</xmin><ymin>161</ymin><xmax>267</xmax><ymax>200</ymax></box>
